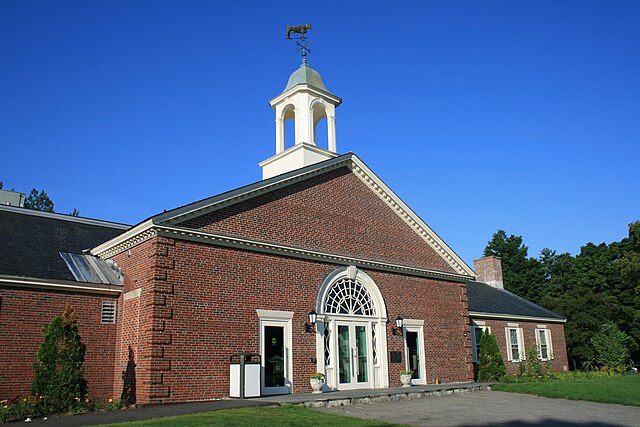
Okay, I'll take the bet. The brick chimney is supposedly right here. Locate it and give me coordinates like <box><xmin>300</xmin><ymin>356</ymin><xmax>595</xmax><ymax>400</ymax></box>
<box><xmin>473</xmin><ymin>256</ymin><xmax>504</xmax><ymax>289</ymax></box>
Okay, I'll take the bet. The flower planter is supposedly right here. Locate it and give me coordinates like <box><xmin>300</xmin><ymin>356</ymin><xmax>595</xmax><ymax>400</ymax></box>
<box><xmin>400</xmin><ymin>374</ymin><xmax>412</xmax><ymax>387</ymax></box>
<box><xmin>310</xmin><ymin>377</ymin><xmax>324</xmax><ymax>393</ymax></box>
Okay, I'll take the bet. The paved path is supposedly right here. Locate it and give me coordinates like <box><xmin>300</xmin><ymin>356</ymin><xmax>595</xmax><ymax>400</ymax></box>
<box><xmin>317</xmin><ymin>390</ymin><xmax>640</xmax><ymax>427</ymax></box>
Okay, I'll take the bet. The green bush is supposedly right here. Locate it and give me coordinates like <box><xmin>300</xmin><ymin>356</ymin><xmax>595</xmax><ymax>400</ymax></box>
<box><xmin>478</xmin><ymin>330</ymin><xmax>506</xmax><ymax>381</ymax></box>
<box><xmin>591</xmin><ymin>322</ymin><xmax>631</xmax><ymax>369</ymax></box>
<box><xmin>525</xmin><ymin>347</ymin><xmax>544</xmax><ymax>378</ymax></box>
<box><xmin>31</xmin><ymin>304</ymin><xmax>88</xmax><ymax>414</ymax></box>
<box><xmin>498</xmin><ymin>368</ymin><xmax>625</xmax><ymax>383</ymax></box>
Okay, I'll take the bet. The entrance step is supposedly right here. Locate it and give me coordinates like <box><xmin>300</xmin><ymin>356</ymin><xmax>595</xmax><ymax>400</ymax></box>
<box><xmin>259</xmin><ymin>382</ymin><xmax>494</xmax><ymax>408</ymax></box>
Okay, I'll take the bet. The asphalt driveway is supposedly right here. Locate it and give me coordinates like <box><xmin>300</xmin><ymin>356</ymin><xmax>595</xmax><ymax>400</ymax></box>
<box><xmin>316</xmin><ymin>390</ymin><xmax>640</xmax><ymax>427</ymax></box>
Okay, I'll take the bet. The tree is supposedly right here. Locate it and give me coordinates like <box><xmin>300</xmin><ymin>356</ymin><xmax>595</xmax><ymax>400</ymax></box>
<box><xmin>32</xmin><ymin>304</ymin><xmax>87</xmax><ymax>413</ymax></box>
<box><xmin>24</xmin><ymin>188</ymin><xmax>54</xmax><ymax>212</ymax></box>
<box><xmin>483</xmin><ymin>230</ymin><xmax>546</xmax><ymax>303</ymax></box>
<box><xmin>477</xmin><ymin>330</ymin><xmax>506</xmax><ymax>381</ymax></box>
<box><xmin>591</xmin><ymin>322</ymin><xmax>631</xmax><ymax>369</ymax></box>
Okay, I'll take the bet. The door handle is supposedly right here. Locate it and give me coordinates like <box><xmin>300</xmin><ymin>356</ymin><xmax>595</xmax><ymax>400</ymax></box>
<box><xmin>353</xmin><ymin>348</ymin><xmax>358</xmax><ymax>377</ymax></box>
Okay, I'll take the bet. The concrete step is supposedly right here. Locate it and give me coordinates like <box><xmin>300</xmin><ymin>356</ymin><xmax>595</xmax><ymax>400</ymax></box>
<box><xmin>259</xmin><ymin>381</ymin><xmax>494</xmax><ymax>408</ymax></box>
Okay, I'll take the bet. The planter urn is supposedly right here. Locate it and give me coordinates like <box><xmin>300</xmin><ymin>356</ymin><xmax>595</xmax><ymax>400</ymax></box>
<box><xmin>310</xmin><ymin>377</ymin><xmax>324</xmax><ymax>393</ymax></box>
<box><xmin>400</xmin><ymin>374</ymin><xmax>412</xmax><ymax>387</ymax></box>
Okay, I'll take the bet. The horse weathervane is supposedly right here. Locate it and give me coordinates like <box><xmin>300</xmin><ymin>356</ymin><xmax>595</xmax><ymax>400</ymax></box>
<box><xmin>285</xmin><ymin>23</ymin><xmax>312</xmax><ymax>63</ymax></box>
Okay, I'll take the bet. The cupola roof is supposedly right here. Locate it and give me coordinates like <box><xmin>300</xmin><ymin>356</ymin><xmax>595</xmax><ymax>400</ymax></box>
<box><xmin>283</xmin><ymin>63</ymin><xmax>330</xmax><ymax>93</ymax></box>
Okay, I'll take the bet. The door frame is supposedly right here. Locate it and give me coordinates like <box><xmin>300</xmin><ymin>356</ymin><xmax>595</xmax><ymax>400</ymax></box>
<box><xmin>334</xmin><ymin>320</ymin><xmax>373</xmax><ymax>390</ymax></box>
<box><xmin>402</xmin><ymin>318</ymin><xmax>426</xmax><ymax>385</ymax></box>
<box><xmin>257</xmin><ymin>309</ymin><xmax>293</xmax><ymax>396</ymax></box>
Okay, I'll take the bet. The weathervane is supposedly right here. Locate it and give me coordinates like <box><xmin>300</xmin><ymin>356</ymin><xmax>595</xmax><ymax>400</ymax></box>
<box><xmin>285</xmin><ymin>23</ymin><xmax>312</xmax><ymax>63</ymax></box>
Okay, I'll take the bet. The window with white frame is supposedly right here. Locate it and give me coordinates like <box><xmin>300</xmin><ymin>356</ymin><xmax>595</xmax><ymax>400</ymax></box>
<box><xmin>535</xmin><ymin>328</ymin><xmax>553</xmax><ymax>360</ymax></box>
<box><xmin>471</xmin><ymin>325</ymin><xmax>491</xmax><ymax>362</ymax></box>
<box><xmin>505</xmin><ymin>327</ymin><xmax>525</xmax><ymax>362</ymax></box>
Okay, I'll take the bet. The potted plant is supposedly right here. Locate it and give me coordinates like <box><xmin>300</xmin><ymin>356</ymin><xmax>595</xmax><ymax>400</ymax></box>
<box><xmin>399</xmin><ymin>369</ymin><xmax>413</xmax><ymax>387</ymax></box>
<box><xmin>310</xmin><ymin>372</ymin><xmax>325</xmax><ymax>393</ymax></box>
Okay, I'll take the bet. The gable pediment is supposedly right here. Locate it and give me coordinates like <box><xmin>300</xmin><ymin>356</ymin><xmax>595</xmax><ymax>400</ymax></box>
<box><xmin>92</xmin><ymin>154</ymin><xmax>474</xmax><ymax>279</ymax></box>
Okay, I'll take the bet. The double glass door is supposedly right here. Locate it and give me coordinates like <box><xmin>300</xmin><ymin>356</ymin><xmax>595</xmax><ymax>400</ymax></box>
<box><xmin>336</xmin><ymin>322</ymin><xmax>371</xmax><ymax>389</ymax></box>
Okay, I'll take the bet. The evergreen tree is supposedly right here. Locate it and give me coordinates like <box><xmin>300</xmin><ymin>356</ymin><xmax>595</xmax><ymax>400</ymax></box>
<box><xmin>477</xmin><ymin>330</ymin><xmax>506</xmax><ymax>381</ymax></box>
<box><xmin>591</xmin><ymin>322</ymin><xmax>631</xmax><ymax>369</ymax></box>
<box><xmin>483</xmin><ymin>230</ymin><xmax>546</xmax><ymax>303</ymax></box>
<box><xmin>24</xmin><ymin>188</ymin><xmax>54</xmax><ymax>212</ymax></box>
<box><xmin>32</xmin><ymin>304</ymin><xmax>87</xmax><ymax>413</ymax></box>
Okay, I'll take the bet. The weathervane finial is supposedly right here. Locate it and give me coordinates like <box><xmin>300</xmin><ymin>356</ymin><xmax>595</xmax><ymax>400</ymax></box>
<box><xmin>285</xmin><ymin>23</ymin><xmax>313</xmax><ymax>64</ymax></box>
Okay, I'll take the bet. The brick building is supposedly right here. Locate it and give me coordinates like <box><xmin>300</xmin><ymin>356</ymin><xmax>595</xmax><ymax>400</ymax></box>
<box><xmin>0</xmin><ymin>62</ymin><xmax>567</xmax><ymax>404</ymax></box>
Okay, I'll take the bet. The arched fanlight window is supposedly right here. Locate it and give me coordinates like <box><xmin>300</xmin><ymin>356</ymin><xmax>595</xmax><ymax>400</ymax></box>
<box><xmin>324</xmin><ymin>278</ymin><xmax>375</xmax><ymax>316</ymax></box>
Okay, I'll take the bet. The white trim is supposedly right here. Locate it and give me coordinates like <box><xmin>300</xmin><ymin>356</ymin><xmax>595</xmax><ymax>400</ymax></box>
<box><xmin>471</xmin><ymin>325</ymin><xmax>491</xmax><ymax>363</ymax></box>
<box><xmin>349</xmin><ymin>158</ymin><xmax>474</xmax><ymax>277</ymax></box>
<box><xmin>316</xmin><ymin>266</ymin><xmax>389</xmax><ymax>390</ymax></box>
<box><xmin>505</xmin><ymin>327</ymin><xmax>525</xmax><ymax>362</ymax></box>
<box><xmin>259</xmin><ymin>317</ymin><xmax>293</xmax><ymax>395</ymax></box>
<box><xmin>469</xmin><ymin>311</ymin><xmax>566</xmax><ymax>323</ymax></box>
<box><xmin>90</xmin><ymin>154</ymin><xmax>475</xmax><ymax>278</ymax></box>
<box><xmin>0</xmin><ymin>275</ymin><xmax>122</xmax><ymax>295</ymax></box>
<box><xmin>402</xmin><ymin>322</ymin><xmax>427</xmax><ymax>385</ymax></box>
<box><xmin>256</xmin><ymin>309</ymin><xmax>294</xmax><ymax>320</ymax></box>
<box><xmin>535</xmin><ymin>328</ymin><xmax>554</xmax><ymax>361</ymax></box>
<box><xmin>402</xmin><ymin>318</ymin><xmax>425</xmax><ymax>327</ymax></box>
<box><xmin>124</xmin><ymin>288</ymin><xmax>142</xmax><ymax>300</ymax></box>
<box><xmin>269</xmin><ymin>84</ymin><xmax>342</xmax><ymax>107</ymax></box>
<box><xmin>91</xmin><ymin>220</ymin><xmax>155</xmax><ymax>258</ymax></box>
<box><xmin>154</xmin><ymin>225</ymin><xmax>471</xmax><ymax>282</ymax></box>
<box><xmin>333</xmin><ymin>320</ymin><xmax>375</xmax><ymax>390</ymax></box>
<box><xmin>316</xmin><ymin>267</ymin><xmax>388</xmax><ymax>319</ymax></box>
<box><xmin>258</xmin><ymin>142</ymin><xmax>339</xmax><ymax>167</ymax></box>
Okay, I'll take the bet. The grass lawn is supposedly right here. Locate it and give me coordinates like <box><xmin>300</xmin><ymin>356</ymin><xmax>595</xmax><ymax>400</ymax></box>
<box><xmin>493</xmin><ymin>374</ymin><xmax>640</xmax><ymax>407</ymax></box>
<box><xmin>100</xmin><ymin>405</ymin><xmax>408</xmax><ymax>427</ymax></box>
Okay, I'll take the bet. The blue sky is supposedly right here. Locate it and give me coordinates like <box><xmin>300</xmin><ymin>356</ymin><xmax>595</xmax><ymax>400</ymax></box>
<box><xmin>2</xmin><ymin>1</ymin><xmax>639</xmax><ymax>267</ymax></box>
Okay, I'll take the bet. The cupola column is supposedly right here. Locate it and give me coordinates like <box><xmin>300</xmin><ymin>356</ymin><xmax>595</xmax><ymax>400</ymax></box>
<box><xmin>275</xmin><ymin>117</ymin><xmax>285</xmax><ymax>154</ymax></box>
<box><xmin>260</xmin><ymin>62</ymin><xmax>342</xmax><ymax>180</ymax></box>
<box><xmin>328</xmin><ymin>115</ymin><xmax>337</xmax><ymax>153</ymax></box>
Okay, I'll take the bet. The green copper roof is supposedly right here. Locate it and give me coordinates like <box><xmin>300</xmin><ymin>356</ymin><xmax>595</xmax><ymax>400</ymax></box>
<box><xmin>283</xmin><ymin>63</ymin><xmax>330</xmax><ymax>93</ymax></box>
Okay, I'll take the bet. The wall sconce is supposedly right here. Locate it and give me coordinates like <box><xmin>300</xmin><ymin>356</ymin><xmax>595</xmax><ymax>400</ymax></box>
<box><xmin>393</xmin><ymin>316</ymin><xmax>403</xmax><ymax>336</ymax></box>
<box><xmin>305</xmin><ymin>310</ymin><xmax>317</xmax><ymax>333</ymax></box>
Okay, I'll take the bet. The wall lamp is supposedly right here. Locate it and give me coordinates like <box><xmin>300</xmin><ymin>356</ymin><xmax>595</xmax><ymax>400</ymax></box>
<box><xmin>305</xmin><ymin>310</ymin><xmax>317</xmax><ymax>333</ymax></box>
<box><xmin>393</xmin><ymin>316</ymin><xmax>403</xmax><ymax>336</ymax></box>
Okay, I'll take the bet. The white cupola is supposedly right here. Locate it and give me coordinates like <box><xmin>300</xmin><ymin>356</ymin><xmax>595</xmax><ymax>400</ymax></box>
<box><xmin>259</xmin><ymin>62</ymin><xmax>342</xmax><ymax>179</ymax></box>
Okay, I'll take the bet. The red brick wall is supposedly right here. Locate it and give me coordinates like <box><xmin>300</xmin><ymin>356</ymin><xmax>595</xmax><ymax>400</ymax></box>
<box><xmin>178</xmin><ymin>168</ymin><xmax>457</xmax><ymax>274</ymax></box>
<box><xmin>0</xmin><ymin>286</ymin><xmax>118</xmax><ymax>401</ymax></box>
<box><xmin>110</xmin><ymin>237</ymin><xmax>164</xmax><ymax>404</ymax></box>
<box><xmin>114</xmin><ymin>238</ymin><xmax>473</xmax><ymax>404</ymax></box>
<box><xmin>471</xmin><ymin>318</ymin><xmax>569</xmax><ymax>375</ymax></box>
<box><xmin>368</xmin><ymin>270</ymin><xmax>474</xmax><ymax>385</ymax></box>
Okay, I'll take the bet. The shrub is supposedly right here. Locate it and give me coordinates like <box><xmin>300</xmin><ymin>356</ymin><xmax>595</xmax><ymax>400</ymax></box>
<box><xmin>31</xmin><ymin>304</ymin><xmax>88</xmax><ymax>413</ymax></box>
<box><xmin>478</xmin><ymin>330</ymin><xmax>506</xmax><ymax>381</ymax></box>
<box><xmin>591</xmin><ymin>322</ymin><xmax>631</xmax><ymax>369</ymax></box>
<box><xmin>526</xmin><ymin>347</ymin><xmax>544</xmax><ymax>378</ymax></box>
